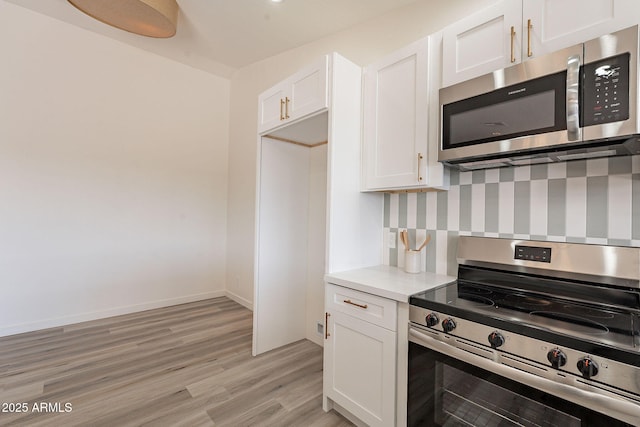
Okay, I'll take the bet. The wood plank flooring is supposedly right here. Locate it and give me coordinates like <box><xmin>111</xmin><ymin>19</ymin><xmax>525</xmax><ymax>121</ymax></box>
<box><xmin>0</xmin><ymin>297</ymin><xmax>353</xmax><ymax>426</ymax></box>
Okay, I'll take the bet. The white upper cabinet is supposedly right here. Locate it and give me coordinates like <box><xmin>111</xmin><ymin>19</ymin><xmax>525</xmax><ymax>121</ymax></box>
<box><xmin>258</xmin><ymin>56</ymin><xmax>329</xmax><ymax>134</ymax></box>
<box><xmin>524</xmin><ymin>0</ymin><xmax>639</xmax><ymax>58</ymax></box>
<box><xmin>362</xmin><ymin>36</ymin><xmax>445</xmax><ymax>191</ymax></box>
<box><xmin>442</xmin><ymin>1</ymin><xmax>522</xmax><ymax>88</ymax></box>
<box><xmin>443</xmin><ymin>0</ymin><xmax>639</xmax><ymax>87</ymax></box>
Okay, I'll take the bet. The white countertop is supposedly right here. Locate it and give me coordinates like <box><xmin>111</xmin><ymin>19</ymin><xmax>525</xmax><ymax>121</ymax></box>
<box><xmin>325</xmin><ymin>265</ymin><xmax>456</xmax><ymax>302</ymax></box>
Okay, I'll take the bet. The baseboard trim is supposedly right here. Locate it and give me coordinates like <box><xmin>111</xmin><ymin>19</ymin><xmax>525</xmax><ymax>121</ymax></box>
<box><xmin>0</xmin><ymin>290</ymin><xmax>226</xmax><ymax>338</ymax></box>
<box><xmin>225</xmin><ymin>290</ymin><xmax>253</xmax><ymax>310</ymax></box>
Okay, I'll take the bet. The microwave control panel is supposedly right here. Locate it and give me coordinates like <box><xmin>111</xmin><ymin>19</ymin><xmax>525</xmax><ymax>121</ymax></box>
<box><xmin>582</xmin><ymin>53</ymin><xmax>630</xmax><ymax>127</ymax></box>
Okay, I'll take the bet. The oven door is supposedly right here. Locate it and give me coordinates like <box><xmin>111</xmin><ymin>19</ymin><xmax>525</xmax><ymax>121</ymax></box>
<box><xmin>408</xmin><ymin>326</ymin><xmax>636</xmax><ymax>427</ymax></box>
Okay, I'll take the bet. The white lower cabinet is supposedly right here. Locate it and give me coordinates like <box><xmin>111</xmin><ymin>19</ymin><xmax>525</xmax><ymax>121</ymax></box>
<box><xmin>323</xmin><ymin>284</ymin><xmax>397</xmax><ymax>427</ymax></box>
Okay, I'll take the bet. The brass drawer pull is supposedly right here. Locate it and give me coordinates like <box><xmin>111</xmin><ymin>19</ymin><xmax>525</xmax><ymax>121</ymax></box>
<box><xmin>344</xmin><ymin>299</ymin><xmax>368</xmax><ymax>309</ymax></box>
<box><xmin>510</xmin><ymin>26</ymin><xmax>516</xmax><ymax>63</ymax></box>
<box><xmin>325</xmin><ymin>312</ymin><xmax>330</xmax><ymax>339</ymax></box>
<box><xmin>284</xmin><ymin>97</ymin><xmax>290</xmax><ymax>119</ymax></box>
<box><xmin>527</xmin><ymin>19</ymin><xmax>533</xmax><ymax>57</ymax></box>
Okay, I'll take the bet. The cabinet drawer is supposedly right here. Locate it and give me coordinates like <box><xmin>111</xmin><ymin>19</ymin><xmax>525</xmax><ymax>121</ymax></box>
<box><xmin>326</xmin><ymin>283</ymin><xmax>397</xmax><ymax>331</ymax></box>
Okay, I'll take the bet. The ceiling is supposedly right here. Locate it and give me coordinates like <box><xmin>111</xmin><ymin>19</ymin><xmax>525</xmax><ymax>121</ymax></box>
<box><xmin>7</xmin><ymin>0</ymin><xmax>418</xmax><ymax>78</ymax></box>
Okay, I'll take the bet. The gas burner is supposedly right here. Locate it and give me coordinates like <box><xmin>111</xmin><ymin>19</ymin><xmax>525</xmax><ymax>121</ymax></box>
<box><xmin>458</xmin><ymin>284</ymin><xmax>493</xmax><ymax>295</ymax></box>
<box><xmin>562</xmin><ymin>305</ymin><xmax>616</xmax><ymax>319</ymax></box>
<box><xmin>458</xmin><ymin>293</ymin><xmax>494</xmax><ymax>307</ymax></box>
<box><xmin>529</xmin><ymin>311</ymin><xmax>609</xmax><ymax>335</ymax></box>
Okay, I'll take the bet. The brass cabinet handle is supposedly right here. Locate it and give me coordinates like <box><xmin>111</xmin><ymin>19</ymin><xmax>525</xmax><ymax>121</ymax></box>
<box><xmin>325</xmin><ymin>312</ymin><xmax>330</xmax><ymax>339</ymax></box>
<box><xmin>527</xmin><ymin>19</ymin><xmax>533</xmax><ymax>57</ymax></box>
<box><xmin>280</xmin><ymin>98</ymin><xmax>285</xmax><ymax>120</ymax></box>
<box><xmin>510</xmin><ymin>26</ymin><xmax>516</xmax><ymax>63</ymax></box>
<box><xmin>417</xmin><ymin>152</ymin><xmax>424</xmax><ymax>182</ymax></box>
<box><xmin>285</xmin><ymin>97</ymin><xmax>290</xmax><ymax>119</ymax></box>
<box><xmin>344</xmin><ymin>299</ymin><xmax>368</xmax><ymax>309</ymax></box>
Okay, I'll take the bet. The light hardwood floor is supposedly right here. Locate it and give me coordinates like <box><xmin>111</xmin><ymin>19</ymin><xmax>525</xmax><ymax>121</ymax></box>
<box><xmin>0</xmin><ymin>297</ymin><xmax>353</xmax><ymax>426</ymax></box>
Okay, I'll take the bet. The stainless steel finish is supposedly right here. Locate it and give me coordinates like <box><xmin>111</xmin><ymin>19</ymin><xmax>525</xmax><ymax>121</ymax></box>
<box><xmin>410</xmin><ymin>306</ymin><xmax>640</xmax><ymax>395</ymax></box>
<box><xmin>409</xmin><ymin>325</ymin><xmax>640</xmax><ymax>426</ymax></box>
<box><xmin>566</xmin><ymin>54</ymin><xmax>581</xmax><ymax>141</ymax></box>
<box><xmin>583</xmin><ymin>25</ymin><xmax>639</xmax><ymax>142</ymax></box>
<box><xmin>456</xmin><ymin>236</ymin><xmax>640</xmax><ymax>287</ymax></box>
<box><xmin>439</xmin><ymin>25</ymin><xmax>640</xmax><ymax>167</ymax></box>
<box><xmin>439</xmin><ymin>43</ymin><xmax>581</xmax><ymax>163</ymax></box>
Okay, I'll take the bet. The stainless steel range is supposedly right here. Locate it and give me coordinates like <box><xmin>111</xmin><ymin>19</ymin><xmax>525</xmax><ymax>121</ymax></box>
<box><xmin>408</xmin><ymin>236</ymin><xmax>640</xmax><ymax>427</ymax></box>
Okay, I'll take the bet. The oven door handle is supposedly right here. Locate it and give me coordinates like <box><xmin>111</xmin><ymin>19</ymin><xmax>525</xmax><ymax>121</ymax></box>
<box><xmin>409</xmin><ymin>327</ymin><xmax>640</xmax><ymax>425</ymax></box>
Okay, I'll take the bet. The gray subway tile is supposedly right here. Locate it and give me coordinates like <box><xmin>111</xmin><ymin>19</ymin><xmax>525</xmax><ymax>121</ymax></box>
<box><xmin>566</xmin><ymin>160</ymin><xmax>587</xmax><ymax>177</ymax></box>
<box><xmin>530</xmin><ymin>164</ymin><xmax>548</xmax><ymax>180</ymax></box>
<box><xmin>499</xmin><ymin>167</ymin><xmax>514</xmax><ymax>182</ymax></box>
<box><xmin>586</xmin><ymin>176</ymin><xmax>608</xmax><ymax>238</ymax></box>
<box><xmin>389</xmin><ymin>227</ymin><xmax>398</xmax><ymax>267</ymax></box>
<box><xmin>472</xmin><ymin>170</ymin><xmax>486</xmax><ymax>184</ymax></box>
<box><xmin>547</xmin><ymin>178</ymin><xmax>566</xmax><ymax>236</ymax></box>
<box><xmin>449</xmin><ymin>169</ymin><xmax>460</xmax><ymax>186</ymax></box>
<box><xmin>383</xmin><ymin>193</ymin><xmax>390</xmax><ymax>228</ymax></box>
<box><xmin>398</xmin><ymin>193</ymin><xmax>408</xmax><ymax>228</ymax></box>
<box><xmin>514</xmin><ymin>181</ymin><xmax>531</xmax><ymax>234</ymax></box>
<box><xmin>485</xmin><ymin>183</ymin><xmax>499</xmax><ymax>233</ymax></box>
<box><xmin>609</xmin><ymin>156</ymin><xmax>632</xmax><ymax>175</ymax></box>
<box><xmin>459</xmin><ymin>185</ymin><xmax>471</xmax><ymax>231</ymax></box>
<box><xmin>566</xmin><ymin>236</ymin><xmax>587</xmax><ymax>244</ymax></box>
<box><xmin>425</xmin><ymin>230</ymin><xmax>436</xmax><ymax>273</ymax></box>
<box><xmin>437</xmin><ymin>190</ymin><xmax>448</xmax><ymax>230</ymax></box>
<box><xmin>417</xmin><ymin>192</ymin><xmax>426</xmax><ymax>229</ymax></box>
<box><xmin>447</xmin><ymin>232</ymin><xmax>459</xmax><ymax>276</ymax></box>
<box><xmin>608</xmin><ymin>238</ymin><xmax>632</xmax><ymax>247</ymax></box>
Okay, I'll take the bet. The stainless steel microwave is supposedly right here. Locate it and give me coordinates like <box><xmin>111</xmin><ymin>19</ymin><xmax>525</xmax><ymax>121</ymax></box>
<box><xmin>439</xmin><ymin>25</ymin><xmax>640</xmax><ymax>171</ymax></box>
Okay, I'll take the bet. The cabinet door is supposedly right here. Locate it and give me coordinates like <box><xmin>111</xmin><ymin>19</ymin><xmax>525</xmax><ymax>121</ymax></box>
<box><xmin>257</xmin><ymin>84</ymin><xmax>287</xmax><ymax>134</ymax></box>
<box><xmin>442</xmin><ymin>0</ymin><xmax>522</xmax><ymax>87</ymax></box>
<box><xmin>523</xmin><ymin>0</ymin><xmax>640</xmax><ymax>59</ymax></box>
<box><xmin>258</xmin><ymin>57</ymin><xmax>329</xmax><ymax>134</ymax></box>
<box><xmin>288</xmin><ymin>56</ymin><xmax>329</xmax><ymax>123</ymax></box>
<box><xmin>362</xmin><ymin>37</ymin><xmax>429</xmax><ymax>190</ymax></box>
<box><xmin>324</xmin><ymin>310</ymin><xmax>397</xmax><ymax>427</ymax></box>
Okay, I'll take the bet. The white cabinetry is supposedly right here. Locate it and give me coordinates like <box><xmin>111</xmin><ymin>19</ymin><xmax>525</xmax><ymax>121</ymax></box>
<box><xmin>253</xmin><ymin>54</ymin><xmax>383</xmax><ymax>356</ymax></box>
<box><xmin>258</xmin><ymin>56</ymin><xmax>329</xmax><ymax>133</ymax></box>
<box><xmin>442</xmin><ymin>1</ymin><xmax>522</xmax><ymax>88</ymax></box>
<box><xmin>362</xmin><ymin>35</ymin><xmax>447</xmax><ymax>191</ymax></box>
<box><xmin>442</xmin><ymin>0</ymin><xmax>639</xmax><ymax>87</ymax></box>
<box><xmin>323</xmin><ymin>284</ymin><xmax>397</xmax><ymax>427</ymax></box>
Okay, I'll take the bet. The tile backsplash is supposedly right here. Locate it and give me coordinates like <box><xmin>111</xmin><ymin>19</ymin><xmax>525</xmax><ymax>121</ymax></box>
<box><xmin>384</xmin><ymin>156</ymin><xmax>640</xmax><ymax>276</ymax></box>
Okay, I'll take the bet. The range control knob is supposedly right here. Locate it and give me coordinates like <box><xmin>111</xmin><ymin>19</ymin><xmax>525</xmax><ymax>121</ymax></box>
<box><xmin>425</xmin><ymin>313</ymin><xmax>439</xmax><ymax>327</ymax></box>
<box><xmin>547</xmin><ymin>349</ymin><xmax>567</xmax><ymax>369</ymax></box>
<box><xmin>577</xmin><ymin>357</ymin><xmax>599</xmax><ymax>379</ymax></box>
<box><xmin>442</xmin><ymin>318</ymin><xmax>457</xmax><ymax>333</ymax></box>
<box><xmin>488</xmin><ymin>331</ymin><xmax>505</xmax><ymax>349</ymax></box>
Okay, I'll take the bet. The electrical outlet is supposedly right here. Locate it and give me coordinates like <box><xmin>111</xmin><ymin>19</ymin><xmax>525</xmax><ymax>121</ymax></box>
<box><xmin>316</xmin><ymin>321</ymin><xmax>324</xmax><ymax>336</ymax></box>
<box><xmin>388</xmin><ymin>231</ymin><xmax>396</xmax><ymax>249</ymax></box>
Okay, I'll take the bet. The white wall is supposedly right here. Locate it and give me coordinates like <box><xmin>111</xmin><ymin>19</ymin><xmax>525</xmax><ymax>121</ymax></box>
<box><xmin>0</xmin><ymin>2</ymin><xmax>230</xmax><ymax>336</ymax></box>
<box><xmin>226</xmin><ymin>0</ymin><xmax>497</xmax><ymax>305</ymax></box>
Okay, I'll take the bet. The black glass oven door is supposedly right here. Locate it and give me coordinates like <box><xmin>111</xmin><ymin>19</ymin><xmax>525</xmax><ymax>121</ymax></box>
<box><xmin>408</xmin><ymin>341</ymin><xmax>632</xmax><ymax>427</ymax></box>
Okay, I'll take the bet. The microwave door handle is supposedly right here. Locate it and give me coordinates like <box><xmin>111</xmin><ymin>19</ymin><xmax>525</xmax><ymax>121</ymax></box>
<box><xmin>566</xmin><ymin>54</ymin><xmax>581</xmax><ymax>141</ymax></box>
